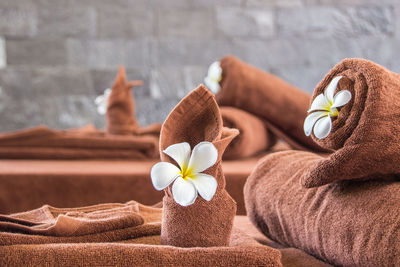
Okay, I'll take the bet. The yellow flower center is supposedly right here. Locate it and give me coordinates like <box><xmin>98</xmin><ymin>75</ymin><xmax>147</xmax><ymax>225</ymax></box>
<box><xmin>179</xmin><ymin>164</ymin><xmax>193</xmax><ymax>180</ymax></box>
<box><xmin>323</xmin><ymin>101</ymin><xmax>339</xmax><ymax>118</ymax></box>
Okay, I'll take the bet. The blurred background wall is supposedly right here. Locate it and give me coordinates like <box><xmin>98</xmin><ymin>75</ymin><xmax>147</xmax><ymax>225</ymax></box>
<box><xmin>0</xmin><ymin>0</ymin><xmax>398</xmax><ymax>131</ymax></box>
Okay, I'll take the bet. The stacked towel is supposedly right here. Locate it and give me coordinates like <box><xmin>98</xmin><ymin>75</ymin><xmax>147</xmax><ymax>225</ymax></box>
<box><xmin>0</xmin><ymin>201</ymin><xmax>282</xmax><ymax>266</ymax></box>
<box><xmin>244</xmin><ymin>59</ymin><xmax>400</xmax><ymax>266</ymax></box>
<box><xmin>0</xmin><ymin>125</ymin><xmax>159</xmax><ymax>159</ymax></box>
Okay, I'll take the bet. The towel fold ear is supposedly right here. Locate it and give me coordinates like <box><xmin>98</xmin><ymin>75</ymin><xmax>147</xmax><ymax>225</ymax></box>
<box><xmin>302</xmin><ymin>58</ymin><xmax>400</xmax><ymax>187</ymax></box>
<box><xmin>106</xmin><ymin>66</ymin><xmax>143</xmax><ymax>135</ymax></box>
<box><xmin>159</xmin><ymin>85</ymin><xmax>238</xmax><ymax>247</ymax></box>
<box><xmin>216</xmin><ymin>55</ymin><xmax>326</xmax><ymax>152</ymax></box>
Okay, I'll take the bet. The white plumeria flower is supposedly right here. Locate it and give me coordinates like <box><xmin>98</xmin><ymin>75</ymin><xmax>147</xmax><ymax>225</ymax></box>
<box><xmin>94</xmin><ymin>88</ymin><xmax>111</xmax><ymax>115</ymax></box>
<box><xmin>204</xmin><ymin>61</ymin><xmax>222</xmax><ymax>94</ymax></box>
<box><xmin>304</xmin><ymin>76</ymin><xmax>352</xmax><ymax>139</ymax></box>
<box><xmin>151</xmin><ymin>141</ymin><xmax>218</xmax><ymax>207</ymax></box>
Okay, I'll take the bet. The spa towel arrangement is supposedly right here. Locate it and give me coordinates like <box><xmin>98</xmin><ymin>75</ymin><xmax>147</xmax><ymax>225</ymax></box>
<box><xmin>0</xmin><ymin>67</ymin><xmax>160</xmax><ymax>160</ymax></box>
<box><xmin>244</xmin><ymin>58</ymin><xmax>400</xmax><ymax>266</ymax></box>
<box><xmin>0</xmin><ymin>86</ymin><xmax>283</xmax><ymax>267</ymax></box>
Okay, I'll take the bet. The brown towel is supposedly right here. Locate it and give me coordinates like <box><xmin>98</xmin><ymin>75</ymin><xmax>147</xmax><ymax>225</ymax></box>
<box><xmin>220</xmin><ymin>106</ymin><xmax>276</xmax><ymax>159</ymax></box>
<box><xmin>106</xmin><ymin>66</ymin><xmax>162</xmax><ymax>136</ymax></box>
<box><xmin>0</xmin><ymin>125</ymin><xmax>159</xmax><ymax>159</ymax></box>
<box><xmin>159</xmin><ymin>85</ymin><xmax>239</xmax><ymax>247</ymax></box>
<box><xmin>0</xmin><ymin>201</ymin><xmax>282</xmax><ymax>266</ymax></box>
<box><xmin>244</xmin><ymin>150</ymin><xmax>400</xmax><ymax>266</ymax></box>
<box><xmin>216</xmin><ymin>55</ymin><xmax>326</xmax><ymax>152</ymax></box>
<box><xmin>302</xmin><ymin>58</ymin><xmax>400</xmax><ymax>187</ymax></box>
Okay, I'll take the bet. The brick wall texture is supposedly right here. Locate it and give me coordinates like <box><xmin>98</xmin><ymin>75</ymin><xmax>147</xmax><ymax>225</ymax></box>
<box><xmin>0</xmin><ymin>0</ymin><xmax>398</xmax><ymax>131</ymax></box>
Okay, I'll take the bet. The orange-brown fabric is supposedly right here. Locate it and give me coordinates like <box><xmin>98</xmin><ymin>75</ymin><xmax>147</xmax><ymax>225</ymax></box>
<box><xmin>302</xmin><ymin>58</ymin><xmax>400</xmax><ymax>187</ymax></box>
<box><xmin>106</xmin><ymin>66</ymin><xmax>162</xmax><ymax>136</ymax></box>
<box><xmin>0</xmin><ymin>125</ymin><xmax>159</xmax><ymax>159</ymax></box>
<box><xmin>244</xmin><ymin>150</ymin><xmax>400</xmax><ymax>266</ymax></box>
<box><xmin>220</xmin><ymin>106</ymin><xmax>276</xmax><ymax>159</ymax></box>
<box><xmin>0</xmin><ymin>155</ymin><xmax>265</xmax><ymax>215</ymax></box>
<box><xmin>216</xmin><ymin>55</ymin><xmax>326</xmax><ymax>152</ymax></box>
<box><xmin>234</xmin><ymin>216</ymin><xmax>332</xmax><ymax>267</ymax></box>
<box><xmin>160</xmin><ymin>85</ymin><xmax>239</xmax><ymax>247</ymax></box>
<box><xmin>0</xmin><ymin>202</ymin><xmax>282</xmax><ymax>267</ymax></box>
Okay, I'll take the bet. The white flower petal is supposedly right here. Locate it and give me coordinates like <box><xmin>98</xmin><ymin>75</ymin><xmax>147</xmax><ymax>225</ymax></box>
<box><xmin>189</xmin><ymin>173</ymin><xmax>217</xmax><ymax>201</ymax></box>
<box><xmin>188</xmin><ymin>141</ymin><xmax>218</xmax><ymax>174</ymax></box>
<box><xmin>96</xmin><ymin>104</ymin><xmax>107</xmax><ymax>115</ymax></box>
<box><xmin>313</xmin><ymin>115</ymin><xmax>332</xmax><ymax>139</ymax></box>
<box><xmin>332</xmin><ymin>90</ymin><xmax>351</xmax><ymax>109</ymax></box>
<box><xmin>308</xmin><ymin>93</ymin><xmax>331</xmax><ymax>112</ymax></box>
<box><xmin>94</xmin><ymin>95</ymin><xmax>105</xmax><ymax>105</ymax></box>
<box><xmin>208</xmin><ymin>61</ymin><xmax>222</xmax><ymax>80</ymax></box>
<box><xmin>324</xmin><ymin>76</ymin><xmax>342</xmax><ymax>103</ymax></box>
<box><xmin>172</xmin><ymin>177</ymin><xmax>198</xmax><ymax>206</ymax></box>
<box><xmin>204</xmin><ymin>76</ymin><xmax>220</xmax><ymax>94</ymax></box>
<box><xmin>104</xmin><ymin>88</ymin><xmax>111</xmax><ymax>96</ymax></box>
<box><xmin>163</xmin><ymin>142</ymin><xmax>191</xmax><ymax>170</ymax></box>
<box><xmin>150</xmin><ymin>162</ymin><xmax>181</xmax><ymax>191</ymax></box>
<box><xmin>304</xmin><ymin>111</ymin><xmax>329</xmax><ymax>136</ymax></box>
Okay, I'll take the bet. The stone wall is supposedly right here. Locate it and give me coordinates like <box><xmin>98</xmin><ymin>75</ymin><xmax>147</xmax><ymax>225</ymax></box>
<box><xmin>0</xmin><ymin>0</ymin><xmax>398</xmax><ymax>131</ymax></box>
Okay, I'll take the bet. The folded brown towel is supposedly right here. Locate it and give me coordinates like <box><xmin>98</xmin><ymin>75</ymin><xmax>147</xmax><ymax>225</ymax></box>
<box><xmin>0</xmin><ymin>201</ymin><xmax>282</xmax><ymax>266</ymax></box>
<box><xmin>0</xmin><ymin>125</ymin><xmax>159</xmax><ymax>159</ymax></box>
<box><xmin>156</xmin><ymin>85</ymin><xmax>239</xmax><ymax>247</ymax></box>
<box><xmin>220</xmin><ymin>106</ymin><xmax>276</xmax><ymax>159</ymax></box>
<box><xmin>216</xmin><ymin>56</ymin><xmax>326</xmax><ymax>152</ymax></box>
<box><xmin>0</xmin><ymin>201</ymin><xmax>161</xmax><ymax>245</ymax></box>
<box><xmin>106</xmin><ymin>66</ymin><xmax>162</xmax><ymax>136</ymax></box>
<box><xmin>244</xmin><ymin>150</ymin><xmax>400</xmax><ymax>266</ymax></box>
<box><xmin>301</xmin><ymin>58</ymin><xmax>400</xmax><ymax>187</ymax></box>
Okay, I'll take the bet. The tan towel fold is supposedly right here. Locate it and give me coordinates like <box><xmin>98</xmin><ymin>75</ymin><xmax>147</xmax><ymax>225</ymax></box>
<box><xmin>0</xmin><ymin>125</ymin><xmax>159</xmax><ymax>159</ymax></box>
<box><xmin>244</xmin><ymin>150</ymin><xmax>400</xmax><ymax>266</ymax></box>
<box><xmin>302</xmin><ymin>58</ymin><xmax>400</xmax><ymax>187</ymax></box>
<box><xmin>220</xmin><ymin>106</ymin><xmax>276</xmax><ymax>159</ymax></box>
<box><xmin>216</xmin><ymin>55</ymin><xmax>326</xmax><ymax>152</ymax></box>
<box><xmin>0</xmin><ymin>202</ymin><xmax>282</xmax><ymax>267</ymax></box>
<box><xmin>160</xmin><ymin>85</ymin><xmax>239</xmax><ymax>247</ymax></box>
<box><xmin>106</xmin><ymin>66</ymin><xmax>162</xmax><ymax>136</ymax></box>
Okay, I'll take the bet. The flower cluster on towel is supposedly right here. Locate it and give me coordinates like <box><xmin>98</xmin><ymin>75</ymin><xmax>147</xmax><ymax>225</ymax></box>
<box><xmin>151</xmin><ymin>142</ymin><xmax>218</xmax><ymax>206</ymax></box>
<box><xmin>304</xmin><ymin>76</ymin><xmax>351</xmax><ymax>139</ymax></box>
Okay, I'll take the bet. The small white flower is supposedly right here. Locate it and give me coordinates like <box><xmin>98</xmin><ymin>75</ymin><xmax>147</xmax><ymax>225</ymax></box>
<box><xmin>94</xmin><ymin>88</ymin><xmax>111</xmax><ymax>115</ymax></box>
<box><xmin>304</xmin><ymin>76</ymin><xmax>352</xmax><ymax>139</ymax></box>
<box><xmin>204</xmin><ymin>61</ymin><xmax>222</xmax><ymax>94</ymax></box>
<box><xmin>151</xmin><ymin>141</ymin><xmax>218</xmax><ymax>207</ymax></box>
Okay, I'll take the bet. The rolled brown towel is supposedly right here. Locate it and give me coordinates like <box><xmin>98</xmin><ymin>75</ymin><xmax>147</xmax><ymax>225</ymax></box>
<box><xmin>244</xmin><ymin>150</ymin><xmax>400</xmax><ymax>267</ymax></box>
<box><xmin>212</xmin><ymin>55</ymin><xmax>326</xmax><ymax>152</ymax></box>
<box><xmin>302</xmin><ymin>58</ymin><xmax>400</xmax><ymax>187</ymax></box>
<box><xmin>220</xmin><ymin>106</ymin><xmax>276</xmax><ymax>159</ymax></box>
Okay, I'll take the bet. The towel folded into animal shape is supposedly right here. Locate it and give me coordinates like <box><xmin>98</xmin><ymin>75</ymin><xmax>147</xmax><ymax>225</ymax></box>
<box><xmin>244</xmin><ymin>59</ymin><xmax>400</xmax><ymax>266</ymax></box>
<box><xmin>106</xmin><ymin>66</ymin><xmax>161</xmax><ymax>136</ymax></box>
<box><xmin>215</xmin><ymin>56</ymin><xmax>326</xmax><ymax>152</ymax></box>
<box><xmin>0</xmin><ymin>201</ymin><xmax>282</xmax><ymax>267</ymax></box>
<box><xmin>220</xmin><ymin>106</ymin><xmax>276</xmax><ymax>159</ymax></box>
<box><xmin>0</xmin><ymin>125</ymin><xmax>159</xmax><ymax>159</ymax></box>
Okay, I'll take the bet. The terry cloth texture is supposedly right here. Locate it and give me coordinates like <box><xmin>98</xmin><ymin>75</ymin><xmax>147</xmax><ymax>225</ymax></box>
<box><xmin>302</xmin><ymin>58</ymin><xmax>400</xmax><ymax>187</ymax></box>
<box><xmin>244</xmin><ymin>150</ymin><xmax>400</xmax><ymax>267</ymax></box>
<box><xmin>220</xmin><ymin>106</ymin><xmax>276</xmax><ymax>159</ymax></box>
<box><xmin>0</xmin><ymin>202</ymin><xmax>282</xmax><ymax>267</ymax></box>
<box><xmin>0</xmin><ymin>125</ymin><xmax>159</xmax><ymax>159</ymax></box>
<box><xmin>216</xmin><ymin>55</ymin><xmax>326</xmax><ymax>152</ymax></box>
<box><xmin>160</xmin><ymin>85</ymin><xmax>239</xmax><ymax>247</ymax></box>
<box><xmin>106</xmin><ymin>66</ymin><xmax>161</xmax><ymax>136</ymax></box>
